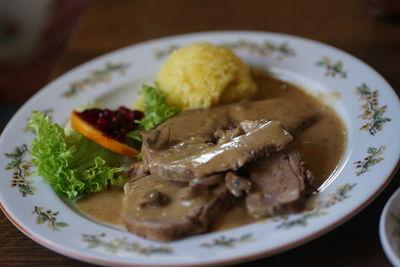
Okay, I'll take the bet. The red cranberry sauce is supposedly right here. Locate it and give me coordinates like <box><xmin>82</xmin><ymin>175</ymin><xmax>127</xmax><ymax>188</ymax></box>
<box><xmin>78</xmin><ymin>106</ymin><xmax>144</xmax><ymax>142</ymax></box>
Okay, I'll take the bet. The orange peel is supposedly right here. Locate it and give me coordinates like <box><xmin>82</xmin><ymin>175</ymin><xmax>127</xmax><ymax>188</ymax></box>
<box><xmin>70</xmin><ymin>110</ymin><xmax>139</xmax><ymax>158</ymax></box>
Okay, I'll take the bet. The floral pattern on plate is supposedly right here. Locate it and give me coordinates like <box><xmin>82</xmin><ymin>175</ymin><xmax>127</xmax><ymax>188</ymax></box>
<box><xmin>316</xmin><ymin>56</ymin><xmax>347</xmax><ymax>78</ymax></box>
<box><xmin>354</xmin><ymin>146</ymin><xmax>385</xmax><ymax>176</ymax></box>
<box><xmin>276</xmin><ymin>183</ymin><xmax>356</xmax><ymax>229</ymax></box>
<box><xmin>62</xmin><ymin>62</ymin><xmax>130</xmax><ymax>98</ymax></box>
<box><xmin>201</xmin><ymin>233</ymin><xmax>253</xmax><ymax>248</ymax></box>
<box><xmin>223</xmin><ymin>39</ymin><xmax>295</xmax><ymax>59</ymax></box>
<box><xmin>0</xmin><ymin>31</ymin><xmax>398</xmax><ymax>267</ymax></box>
<box><xmin>154</xmin><ymin>39</ymin><xmax>296</xmax><ymax>60</ymax></box>
<box><xmin>33</xmin><ymin>206</ymin><xmax>68</xmax><ymax>231</ymax></box>
<box><xmin>82</xmin><ymin>233</ymin><xmax>172</xmax><ymax>255</ymax></box>
<box><xmin>355</xmin><ymin>83</ymin><xmax>391</xmax><ymax>135</ymax></box>
<box><xmin>5</xmin><ymin>144</ymin><xmax>36</xmax><ymax>197</ymax></box>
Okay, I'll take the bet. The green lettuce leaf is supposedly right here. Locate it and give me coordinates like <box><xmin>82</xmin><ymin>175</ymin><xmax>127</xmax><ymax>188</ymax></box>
<box><xmin>127</xmin><ymin>84</ymin><xmax>180</xmax><ymax>142</ymax></box>
<box><xmin>28</xmin><ymin>111</ymin><xmax>125</xmax><ymax>199</ymax></box>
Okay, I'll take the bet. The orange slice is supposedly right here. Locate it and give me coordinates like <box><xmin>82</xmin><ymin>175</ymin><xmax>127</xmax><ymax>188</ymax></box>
<box><xmin>70</xmin><ymin>110</ymin><xmax>139</xmax><ymax>158</ymax></box>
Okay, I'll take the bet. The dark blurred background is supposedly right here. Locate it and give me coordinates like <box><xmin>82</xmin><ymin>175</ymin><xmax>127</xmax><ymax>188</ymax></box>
<box><xmin>0</xmin><ymin>0</ymin><xmax>400</xmax><ymax>266</ymax></box>
<box><xmin>0</xmin><ymin>0</ymin><xmax>399</xmax><ymax>131</ymax></box>
<box><xmin>0</xmin><ymin>0</ymin><xmax>89</xmax><ymax>130</ymax></box>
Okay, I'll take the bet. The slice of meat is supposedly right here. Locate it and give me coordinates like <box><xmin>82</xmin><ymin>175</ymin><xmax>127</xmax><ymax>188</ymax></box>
<box><xmin>155</xmin><ymin>99</ymin><xmax>317</xmax><ymax>142</ymax></box>
<box><xmin>157</xmin><ymin>104</ymin><xmax>231</xmax><ymax>143</ymax></box>
<box><xmin>122</xmin><ymin>175</ymin><xmax>235</xmax><ymax>241</ymax></box>
<box><xmin>126</xmin><ymin>161</ymin><xmax>149</xmax><ymax>181</ymax></box>
<box><xmin>141</xmin><ymin>99</ymin><xmax>316</xmax><ymax>181</ymax></box>
<box><xmin>141</xmin><ymin>127</ymin><xmax>171</xmax><ymax>150</ymax></box>
<box><xmin>211</xmin><ymin>126</ymin><xmax>244</xmax><ymax>145</ymax></box>
<box><xmin>225</xmin><ymin>172</ymin><xmax>252</xmax><ymax>197</ymax></box>
<box><xmin>228</xmin><ymin>99</ymin><xmax>317</xmax><ymax>135</ymax></box>
<box><xmin>181</xmin><ymin>174</ymin><xmax>223</xmax><ymax>199</ymax></box>
<box><xmin>246</xmin><ymin>148</ymin><xmax>316</xmax><ymax>218</ymax></box>
<box><xmin>144</xmin><ymin>120</ymin><xmax>293</xmax><ymax>182</ymax></box>
<box><xmin>139</xmin><ymin>189</ymin><xmax>169</xmax><ymax>208</ymax></box>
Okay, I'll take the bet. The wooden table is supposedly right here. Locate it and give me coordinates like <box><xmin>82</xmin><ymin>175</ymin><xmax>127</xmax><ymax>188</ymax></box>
<box><xmin>1</xmin><ymin>0</ymin><xmax>399</xmax><ymax>266</ymax></box>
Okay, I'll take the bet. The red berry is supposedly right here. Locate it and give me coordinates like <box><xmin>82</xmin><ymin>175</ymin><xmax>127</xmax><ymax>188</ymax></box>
<box><xmin>133</xmin><ymin>110</ymin><xmax>144</xmax><ymax>120</ymax></box>
<box><xmin>124</xmin><ymin>111</ymin><xmax>134</xmax><ymax>121</ymax></box>
<box><xmin>78</xmin><ymin>106</ymin><xmax>142</xmax><ymax>142</ymax></box>
<box><xmin>111</xmin><ymin>115</ymin><xmax>122</xmax><ymax>125</ymax></box>
<box><xmin>95</xmin><ymin>118</ymin><xmax>109</xmax><ymax>130</ymax></box>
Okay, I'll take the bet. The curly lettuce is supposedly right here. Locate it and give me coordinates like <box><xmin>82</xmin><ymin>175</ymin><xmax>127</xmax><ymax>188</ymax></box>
<box><xmin>29</xmin><ymin>111</ymin><xmax>125</xmax><ymax>199</ymax></box>
<box><xmin>128</xmin><ymin>84</ymin><xmax>180</xmax><ymax>142</ymax></box>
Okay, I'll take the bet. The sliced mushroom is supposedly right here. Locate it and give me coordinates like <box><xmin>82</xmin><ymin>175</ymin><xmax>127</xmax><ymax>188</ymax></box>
<box><xmin>127</xmin><ymin>161</ymin><xmax>149</xmax><ymax>181</ymax></box>
<box><xmin>139</xmin><ymin>190</ymin><xmax>169</xmax><ymax>208</ymax></box>
<box><xmin>209</xmin><ymin>125</ymin><xmax>244</xmax><ymax>145</ymax></box>
<box><xmin>141</xmin><ymin>127</ymin><xmax>171</xmax><ymax>150</ymax></box>
<box><xmin>181</xmin><ymin>174</ymin><xmax>223</xmax><ymax>199</ymax></box>
<box><xmin>225</xmin><ymin>171</ymin><xmax>252</xmax><ymax>197</ymax></box>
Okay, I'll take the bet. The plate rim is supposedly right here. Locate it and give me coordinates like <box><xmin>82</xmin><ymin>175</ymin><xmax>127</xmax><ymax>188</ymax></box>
<box><xmin>380</xmin><ymin>188</ymin><xmax>400</xmax><ymax>266</ymax></box>
<box><xmin>1</xmin><ymin>30</ymin><xmax>400</xmax><ymax>266</ymax></box>
<box><xmin>2</xmin><ymin>166</ymin><xmax>399</xmax><ymax>267</ymax></box>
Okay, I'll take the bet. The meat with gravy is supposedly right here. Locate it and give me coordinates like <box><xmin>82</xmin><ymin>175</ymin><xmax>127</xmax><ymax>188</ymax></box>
<box><xmin>122</xmin><ymin>98</ymin><xmax>318</xmax><ymax>241</ymax></box>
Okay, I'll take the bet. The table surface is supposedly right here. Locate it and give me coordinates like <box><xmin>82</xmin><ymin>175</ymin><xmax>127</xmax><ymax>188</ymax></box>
<box><xmin>1</xmin><ymin>0</ymin><xmax>400</xmax><ymax>266</ymax></box>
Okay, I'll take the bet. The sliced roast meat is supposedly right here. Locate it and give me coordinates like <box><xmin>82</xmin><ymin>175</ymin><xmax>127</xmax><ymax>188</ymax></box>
<box><xmin>211</xmin><ymin>126</ymin><xmax>244</xmax><ymax>145</ymax></box>
<box><xmin>144</xmin><ymin>120</ymin><xmax>293</xmax><ymax>182</ymax></box>
<box><xmin>141</xmin><ymin>98</ymin><xmax>317</xmax><ymax>182</ymax></box>
<box><xmin>246</xmin><ymin>148</ymin><xmax>316</xmax><ymax>218</ymax></box>
<box><xmin>182</xmin><ymin>174</ymin><xmax>223</xmax><ymax>199</ymax></box>
<box><xmin>139</xmin><ymin>190</ymin><xmax>169</xmax><ymax>208</ymax></box>
<box><xmin>127</xmin><ymin>161</ymin><xmax>149</xmax><ymax>181</ymax></box>
<box><xmin>141</xmin><ymin>127</ymin><xmax>171</xmax><ymax>150</ymax></box>
<box><xmin>157</xmin><ymin>104</ymin><xmax>231</xmax><ymax>143</ymax></box>
<box><xmin>225</xmin><ymin>172</ymin><xmax>252</xmax><ymax>197</ymax></box>
<box><xmin>155</xmin><ymin>98</ymin><xmax>317</xmax><ymax>142</ymax></box>
<box><xmin>228</xmin><ymin>99</ymin><xmax>317</xmax><ymax>135</ymax></box>
<box><xmin>122</xmin><ymin>174</ymin><xmax>235</xmax><ymax>241</ymax></box>
<box><xmin>143</xmin><ymin>141</ymin><xmax>214</xmax><ymax>179</ymax></box>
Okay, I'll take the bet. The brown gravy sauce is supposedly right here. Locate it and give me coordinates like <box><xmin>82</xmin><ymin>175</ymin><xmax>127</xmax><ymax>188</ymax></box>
<box><xmin>76</xmin><ymin>72</ymin><xmax>347</xmax><ymax>231</ymax></box>
<box><xmin>76</xmin><ymin>186</ymin><xmax>125</xmax><ymax>226</ymax></box>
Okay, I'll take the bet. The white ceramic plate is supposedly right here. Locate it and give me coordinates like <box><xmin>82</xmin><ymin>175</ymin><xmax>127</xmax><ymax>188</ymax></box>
<box><xmin>380</xmin><ymin>188</ymin><xmax>400</xmax><ymax>267</ymax></box>
<box><xmin>1</xmin><ymin>31</ymin><xmax>399</xmax><ymax>267</ymax></box>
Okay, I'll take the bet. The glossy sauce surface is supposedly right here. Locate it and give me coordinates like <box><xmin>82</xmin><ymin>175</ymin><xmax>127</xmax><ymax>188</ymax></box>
<box><xmin>76</xmin><ymin>72</ymin><xmax>346</xmax><ymax>231</ymax></box>
<box><xmin>76</xmin><ymin>186</ymin><xmax>125</xmax><ymax>226</ymax></box>
<box><xmin>252</xmin><ymin>73</ymin><xmax>346</xmax><ymax>185</ymax></box>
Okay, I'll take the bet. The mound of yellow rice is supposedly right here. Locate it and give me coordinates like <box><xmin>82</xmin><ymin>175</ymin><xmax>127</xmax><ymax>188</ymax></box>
<box><xmin>156</xmin><ymin>42</ymin><xmax>257</xmax><ymax>110</ymax></box>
